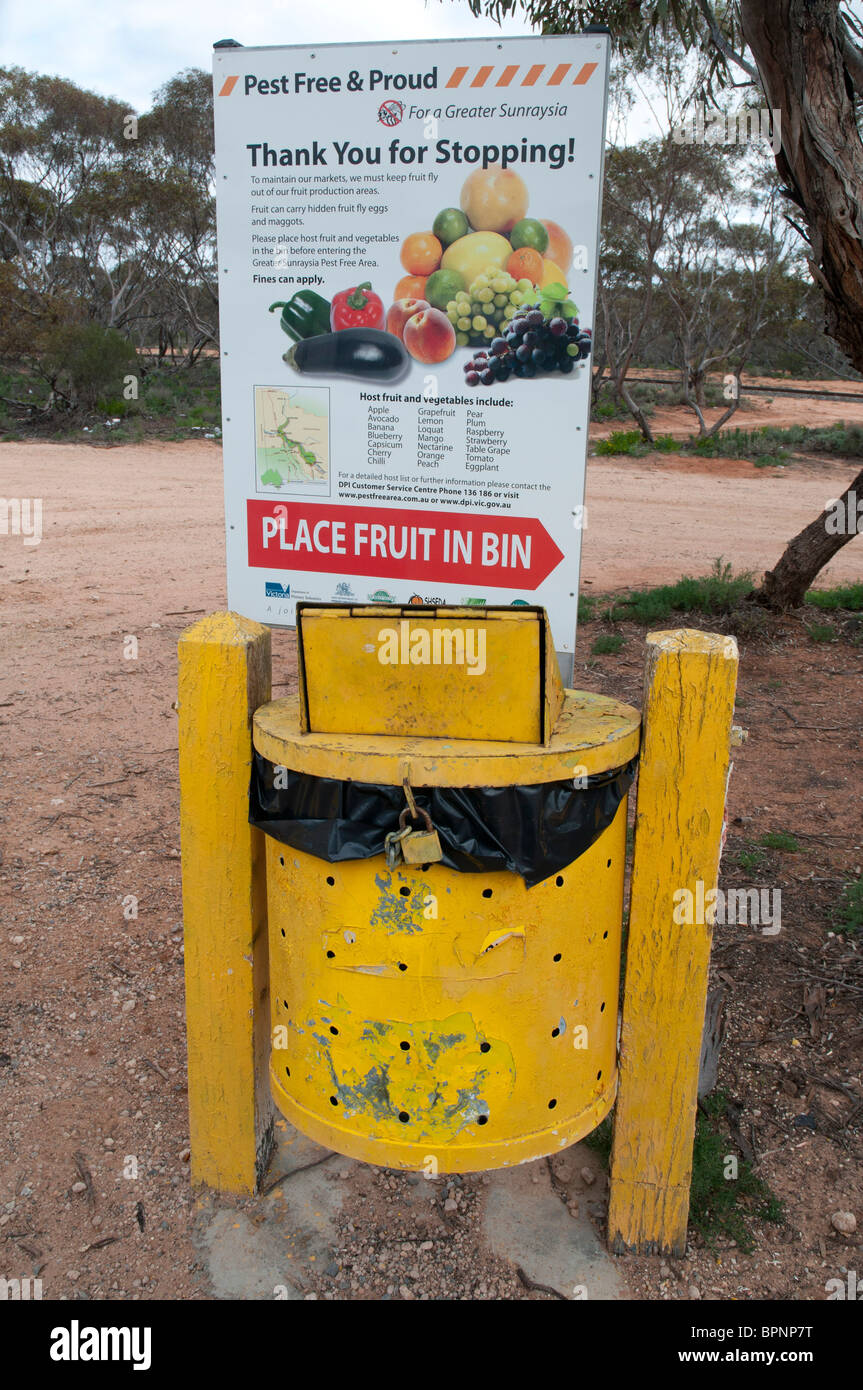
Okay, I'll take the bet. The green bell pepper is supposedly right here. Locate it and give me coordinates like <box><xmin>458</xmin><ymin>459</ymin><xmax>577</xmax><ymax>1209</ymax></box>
<box><xmin>269</xmin><ymin>291</ymin><xmax>331</xmax><ymax>342</ymax></box>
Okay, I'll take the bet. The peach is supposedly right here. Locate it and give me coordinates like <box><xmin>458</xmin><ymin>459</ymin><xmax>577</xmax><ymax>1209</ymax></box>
<box><xmin>403</xmin><ymin>307</ymin><xmax>456</xmax><ymax>364</ymax></box>
<box><xmin>387</xmin><ymin>297</ymin><xmax>430</xmax><ymax>342</ymax></box>
<box><xmin>540</xmin><ymin>220</ymin><xmax>573</xmax><ymax>273</ymax></box>
<box><xmin>460</xmin><ymin>165</ymin><xmax>529</xmax><ymax>234</ymax></box>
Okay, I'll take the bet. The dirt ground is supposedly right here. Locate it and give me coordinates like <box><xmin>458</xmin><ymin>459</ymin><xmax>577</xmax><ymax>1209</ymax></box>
<box><xmin>1</xmin><ymin>400</ymin><xmax>861</xmax><ymax>1301</ymax></box>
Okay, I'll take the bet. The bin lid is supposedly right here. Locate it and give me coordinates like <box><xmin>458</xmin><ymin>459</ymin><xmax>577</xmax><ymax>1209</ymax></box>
<box><xmin>254</xmin><ymin>687</ymin><xmax>640</xmax><ymax>788</ymax></box>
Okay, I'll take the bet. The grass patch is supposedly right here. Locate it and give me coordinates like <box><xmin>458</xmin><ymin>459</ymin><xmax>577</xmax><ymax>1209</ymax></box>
<box><xmin>805</xmin><ymin>622</ymin><xmax>838</xmax><ymax>644</ymax></box>
<box><xmin>758</xmin><ymin>831</ymin><xmax>800</xmax><ymax>853</ymax></box>
<box><xmin>590</xmin><ymin>633</ymin><xmax>625</xmax><ymax>656</ymax></box>
<box><xmin>806</xmin><ymin>583</ymin><xmax>863</xmax><ymax>613</ymax></box>
<box><xmin>732</xmin><ymin>842</ymin><xmax>769</xmax><ymax>874</ymax></box>
<box><xmin>578</xmin><ymin>594</ymin><xmax>597</xmax><ymax>624</ymax></box>
<box><xmin>607</xmin><ymin>559</ymin><xmax>753</xmax><ymax>624</ymax></box>
<box><xmin>834</xmin><ymin>878</ymin><xmax>863</xmax><ymax>936</ymax></box>
<box><xmin>689</xmin><ymin>1093</ymin><xmax>785</xmax><ymax>1253</ymax></box>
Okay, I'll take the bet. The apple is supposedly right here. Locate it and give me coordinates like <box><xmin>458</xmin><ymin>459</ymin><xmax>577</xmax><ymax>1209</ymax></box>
<box><xmin>386</xmin><ymin>297</ymin><xmax>430</xmax><ymax>342</ymax></box>
<box><xmin>540</xmin><ymin>220</ymin><xmax>574</xmax><ymax>273</ymax></box>
<box><xmin>403</xmin><ymin>307</ymin><xmax>456</xmax><ymax>364</ymax></box>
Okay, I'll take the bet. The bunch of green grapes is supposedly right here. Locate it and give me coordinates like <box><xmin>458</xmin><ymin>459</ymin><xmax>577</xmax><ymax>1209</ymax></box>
<box><xmin>445</xmin><ymin>267</ymin><xmax>537</xmax><ymax>347</ymax></box>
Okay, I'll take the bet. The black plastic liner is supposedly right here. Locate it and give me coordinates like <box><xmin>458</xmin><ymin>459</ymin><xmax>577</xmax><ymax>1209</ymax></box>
<box><xmin>249</xmin><ymin>752</ymin><xmax>637</xmax><ymax>888</ymax></box>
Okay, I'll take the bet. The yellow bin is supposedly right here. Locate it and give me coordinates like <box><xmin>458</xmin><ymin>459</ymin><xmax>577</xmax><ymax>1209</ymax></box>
<box><xmin>254</xmin><ymin>615</ymin><xmax>640</xmax><ymax>1172</ymax></box>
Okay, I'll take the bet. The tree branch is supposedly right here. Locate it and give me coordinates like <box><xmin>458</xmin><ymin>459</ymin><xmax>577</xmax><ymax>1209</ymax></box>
<box><xmin>697</xmin><ymin>0</ymin><xmax>760</xmax><ymax>83</ymax></box>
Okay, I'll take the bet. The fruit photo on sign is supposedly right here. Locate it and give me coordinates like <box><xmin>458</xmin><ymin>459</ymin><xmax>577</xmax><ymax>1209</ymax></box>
<box><xmin>386</xmin><ymin>297</ymin><xmax>430</xmax><ymax>342</ymax></box>
<box><xmin>393</xmin><ymin>164</ymin><xmax>586</xmax><ymax>372</ymax></box>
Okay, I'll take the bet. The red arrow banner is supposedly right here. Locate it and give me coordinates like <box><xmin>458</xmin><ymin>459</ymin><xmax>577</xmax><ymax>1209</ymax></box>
<box><xmin>247</xmin><ymin>500</ymin><xmax>564</xmax><ymax>590</ymax></box>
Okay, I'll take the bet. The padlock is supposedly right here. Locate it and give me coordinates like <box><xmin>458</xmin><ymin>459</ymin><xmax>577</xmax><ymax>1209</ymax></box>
<box><xmin>398</xmin><ymin>806</ymin><xmax>443</xmax><ymax>865</ymax></box>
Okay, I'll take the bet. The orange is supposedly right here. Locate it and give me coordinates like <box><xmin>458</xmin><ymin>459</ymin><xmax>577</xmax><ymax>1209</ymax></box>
<box><xmin>400</xmin><ymin>232</ymin><xmax>443</xmax><ymax>276</ymax></box>
<box><xmin>394</xmin><ymin>274</ymin><xmax>428</xmax><ymax>302</ymax></box>
<box><xmin>506</xmin><ymin>246</ymin><xmax>544</xmax><ymax>284</ymax></box>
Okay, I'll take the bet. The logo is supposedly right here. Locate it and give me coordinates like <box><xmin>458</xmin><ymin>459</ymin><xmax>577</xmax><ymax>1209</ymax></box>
<box><xmin>334</xmin><ymin>581</ymin><xmax>354</xmax><ymax>598</ymax></box>
<box><xmin>218</xmin><ymin>76</ymin><xmax>239</xmax><ymax>96</ymax></box>
<box><xmin>408</xmin><ymin>594</ymin><xmax>425</xmax><ymax>606</ymax></box>
<box><xmin>368</xmin><ymin>589</ymin><xmax>397</xmax><ymax>603</ymax></box>
<box><xmin>50</xmin><ymin>1321</ymin><xmax>151</xmax><ymax>1370</ymax></box>
<box><xmin>378</xmin><ymin>100</ymin><xmax>404</xmax><ymax>127</ymax></box>
<box><xmin>510</xmin><ymin>599</ymin><xmax>529</xmax><ymax>607</ymax></box>
<box><xmin>265</xmin><ymin>581</ymin><xmax>291</xmax><ymax>598</ymax></box>
<box><xmin>462</xmin><ymin>596</ymin><xmax>486</xmax><ymax>607</ymax></box>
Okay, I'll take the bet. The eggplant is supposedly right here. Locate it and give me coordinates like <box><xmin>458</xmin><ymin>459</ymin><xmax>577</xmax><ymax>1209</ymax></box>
<box><xmin>284</xmin><ymin>328</ymin><xmax>409</xmax><ymax>382</ymax></box>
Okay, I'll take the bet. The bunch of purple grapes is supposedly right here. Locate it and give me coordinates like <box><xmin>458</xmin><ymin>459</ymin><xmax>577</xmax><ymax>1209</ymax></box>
<box><xmin>463</xmin><ymin>306</ymin><xmax>593</xmax><ymax>387</ymax></box>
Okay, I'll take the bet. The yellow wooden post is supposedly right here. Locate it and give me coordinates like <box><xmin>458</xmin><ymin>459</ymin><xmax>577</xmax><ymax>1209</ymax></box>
<box><xmin>178</xmin><ymin>612</ymin><xmax>273</xmax><ymax>1192</ymax></box>
<box><xmin>608</xmin><ymin>629</ymin><xmax>738</xmax><ymax>1256</ymax></box>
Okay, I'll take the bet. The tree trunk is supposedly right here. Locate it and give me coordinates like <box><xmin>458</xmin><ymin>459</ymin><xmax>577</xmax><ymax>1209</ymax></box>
<box><xmin>753</xmin><ymin>466</ymin><xmax>863</xmax><ymax>609</ymax></box>
<box><xmin>740</xmin><ymin>0</ymin><xmax>863</xmax><ymax>602</ymax></box>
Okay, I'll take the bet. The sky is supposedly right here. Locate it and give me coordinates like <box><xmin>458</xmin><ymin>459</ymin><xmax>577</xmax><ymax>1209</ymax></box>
<box><xmin>0</xmin><ymin>0</ymin><xmax>534</xmax><ymax>112</ymax></box>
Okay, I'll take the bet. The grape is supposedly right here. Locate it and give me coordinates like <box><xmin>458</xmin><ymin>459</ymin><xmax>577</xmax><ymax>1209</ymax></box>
<box><xmin>493</xmin><ymin>292</ymin><xmax>508</xmax><ymax>308</ymax></box>
<box><xmin>477</xmin><ymin>288</ymin><xmax>493</xmax><ymax>304</ymax></box>
<box><xmin>497</xmin><ymin>367</ymin><xmax>511</xmax><ymax>382</ymax></box>
<box><xmin>531</xmin><ymin>348</ymin><xmax>545</xmax><ymax>366</ymax></box>
<box><xmin>549</xmin><ymin>317</ymin><xmax>567</xmax><ymax>337</ymax></box>
<box><xmin>474</xmin><ymin>351</ymin><xmax>489</xmax><ymax>363</ymax></box>
<box><xmin>491</xmin><ymin>337</ymin><xmax>507</xmax><ymax>355</ymax></box>
<box><xmin>487</xmin><ymin>355</ymin><xmax>502</xmax><ymax>371</ymax></box>
<box><xmin>515</xmin><ymin>343</ymin><xmax>531</xmax><ymax>363</ymax></box>
<box><xmin>526</xmin><ymin>309</ymin><xmax>544</xmax><ymax>327</ymax></box>
<box><xmin>559</xmin><ymin>357</ymin><xmax>574</xmax><ymax>374</ymax></box>
<box><xmin>480</xmin><ymin>368</ymin><xmax>495</xmax><ymax>386</ymax></box>
<box><xmin>472</xmin><ymin>315</ymin><xmax>487</xmax><ymax>331</ymax></box>
<box><xmin>567</xmin><ymin>343</ymin><xmax>579</xmax><ymax>357</ymax></box>
<box><xmin>522</xmin><ymin>362</ymin><xmax>536</xmax><ymax>378</ymax></box>
<box><xmin>465</xmin><ymin>370</ymin><xmax>480</xmax><ymax>386</ymax></box>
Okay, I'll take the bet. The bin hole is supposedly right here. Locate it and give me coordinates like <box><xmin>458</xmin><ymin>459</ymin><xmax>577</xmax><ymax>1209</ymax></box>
<box><xmin>329</xmin><ymin>1095</ymin><xmax>339</xmax><ymax>1107</ymax></box>
<box><xmin>329</xmin><ymin>1025</ymin><xmax>339</xmax><ymax>1036</ymax></box>
<box><xmin>482</xmin><ymin>888</ymin><xmax>493</xmax><ymax>898</ymax></box>
<box><xmin>553</xmin><ymin>952</ymin><xmax>562</xmax><ymax>962</ymax></box>
<box><xmin>326</xmin><ymin>875</ymin><xmax>335</xmax><ymax>886</ymax></box>
<box><xmin>596</xmin><ymin>1069</ymin><xmax>602</xmax><ymax>1080</ymax></box>
<box><xmin>551</xmin><ymin>1027</ymin><xmax>560</xmax><ymax>1038</ymax></box>
<box><xmin>280</xmin><ymin>928</ymin><xmax>286</xmax><ymax>938</ymax></box>
<box><xmin>279</xmin><ymin>856</ymin><xmax>285</xmax><ymax>867</ymax></box>
<box><xmin>477</xmin><ymin>1115</ymin><xmax>489</xmax><ymax>1126</ymax></box>
<box><xmin>326</xmin><ymin>949</ymin><xmax>335</xmax><ymax>959</ymax></box>
<box><xmin>400</xmin><ymin>1041</ymin><xmax>410</xmax><ymax>1051</ymax></box>
<box><xmin>548</xmin><ymin>1098</ymin><xmax>557</xmax><ymax>1110</ymax></box>
<box><xmin>399</xmin><ymin>886</ymin><xmax>411</xmax><ymax>897</ymax></box>
<box><xmin>606</xmin><ymin>858</ymin><xmax>612</xmax><ymax>868</ymax></box>
<box><xmin>398</xmin><ymin>1111</ymin><xmax>410</xmax><ymax>1123</ymax></box>
<box><xmin>398</xmin><ymin>962</ymin><xmax>407</xmax><ymax>972</ymax></box>
<box><xmin>600</xmin><ymin>1001</ymin><xmax>606</xmax><ymax>1013</ymax></box>
<box><xmin>283</xmin><ymin>999</ymin><xmax>289</xmax><ymax>1010</ymax></box>
<box><xmin>480</xmin><ymin>1042</ymin><xmax>491</xmax><ymax>1053</ymax></box>
<box><xmin>285</xmin><ymin>1066</ymin><xmax>290</xmax><ymax>1078</ymax></box>
<box><xmin>602</xmin><ymin>930</ymin><xmax>608</xmax><ymax>939</ymax></box>
<box><xmin>421</xmin><ymin>863</ymin><xmax>431</xmax><ymax>872</ymax></box>
<box><xmin>555</xmin><ymin>875</ymin><xmax>564</xmax><ymax>887</ymax></box>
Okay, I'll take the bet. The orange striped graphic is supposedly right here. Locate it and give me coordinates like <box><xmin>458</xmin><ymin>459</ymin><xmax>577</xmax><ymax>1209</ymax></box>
<box><xmin>471</xmin><ymin>65</ymin><xmax>494</xmax><ymax>88</ymax></box>
<box><xmin>219</xmin><ymin>75</ymin><xmax>239</xmax><ymax>96</ymax></box>
<box><xmin>573</xmin><ymin>62</ymin><xmax>598</xmax><ymax>85</ymax></box>
<box><xmin>446</xmin><ymin>61</ymin><xmax>598</xmax><ymax>89</ymax></box>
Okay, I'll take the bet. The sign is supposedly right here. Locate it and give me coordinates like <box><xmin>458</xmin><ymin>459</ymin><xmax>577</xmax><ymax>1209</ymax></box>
<box><xmin>213</xmin><ymin>34</ymin><xmax>609</xmax><ymax>649</ymax></box>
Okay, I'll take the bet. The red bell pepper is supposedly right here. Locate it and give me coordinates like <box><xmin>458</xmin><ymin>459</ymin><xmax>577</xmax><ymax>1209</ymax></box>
<box><xmin>330</xmin><ymin>282</ymin><xmax>385</xmax><ymax>332</ymax></box>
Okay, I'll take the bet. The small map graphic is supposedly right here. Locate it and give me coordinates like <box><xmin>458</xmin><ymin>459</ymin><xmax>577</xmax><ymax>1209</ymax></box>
<box><xmin>254</xmin><ymin>385</ymin><xmax>330</xmax><ymax>495</ymax></box>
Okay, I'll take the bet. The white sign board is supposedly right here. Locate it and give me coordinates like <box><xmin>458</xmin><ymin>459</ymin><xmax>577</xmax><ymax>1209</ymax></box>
<box><xmin>213</xmin><ymin>33</ymin><xmax>609</xmax><ymax>651</ymax></box>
